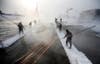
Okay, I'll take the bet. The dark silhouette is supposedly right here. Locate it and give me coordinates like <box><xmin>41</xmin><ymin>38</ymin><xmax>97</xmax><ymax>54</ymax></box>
<box><xmin>29</xmin><ymin>22</ymin><xmax>32</xmax><ymax>27</ymax></box>
<box><xmin>64</xmin><ymin>29</ymin><xmax>73</xmax><ymax>49</ymax></box>
<box><xmin>55</xmin><ymin>18</ymin><xmax>58</xmax><ymax>24</ymax></box>
<box><xmin>60</xmin><ymin>18</ymin><xmax>62</xmax><ymax>23</ymax></box>
<box><xmin>17</xmin><ymin>22</ymin><xmax>24</xmax><ymax>34</ymax></box>
<box><xmin>59</xmin><ymin>18</ymin><xmax>62</xmax><ymax>31</ymax></box>
<box><xmin>55</xmin><ymin>18</ymin><xmax>60</xmax><ymax>28</ymax></box>
<box><xmin>55</xmin><ymin>18</ymin><xmax>62</xmax><ymax>30</ymax></box>
<box><xmin>0</xmin><ymin>10</ymin><xmax>3</xmax><ymax>15</ymax></box>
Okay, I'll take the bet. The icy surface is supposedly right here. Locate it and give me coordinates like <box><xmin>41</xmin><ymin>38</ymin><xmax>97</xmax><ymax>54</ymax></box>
<box><xmin>0</xmin><ymin>24</ymin><xmax>46</xmax><ymax>48</ymax></box>
<box><xmin>56</xmin><ymin>29</ymin><xmax>92</xmax><ymax>64</ymax></box>
<box><xmin>0</xmin><ymin>27</ymin><xmax>30</xmax><ymax>48</ymax></box>
<box><xmin>0</xmin><ymin>34</ymin><xmax>24</xmax><ymax>48</ymax></box>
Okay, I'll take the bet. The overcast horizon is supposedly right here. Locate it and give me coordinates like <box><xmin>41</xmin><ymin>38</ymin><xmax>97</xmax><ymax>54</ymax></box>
<box><xmin>0</xmin><ymin>0</ymin><xmax>100</xmax><ymax>24</ymax></box>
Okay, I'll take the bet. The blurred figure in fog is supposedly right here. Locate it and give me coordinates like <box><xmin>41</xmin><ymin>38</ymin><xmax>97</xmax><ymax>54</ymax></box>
<box><xmin>34</xmin><ymin>20</ymin><xmax>37</xmax><ymax>24</ymax></box>
<box><xmin>29</xmin><ymin>22</ymin><xmax>32</xmax><ymax>27</ymax></box>
<box><xmin>60</xmin><ymin>18</ymin><xmax>62</xmax><ymax>23</ymax></box>
<box><xmin>55</xmin><ymin>18</ymin><xmax>59</xmax><ymax>28</ymax></box>
<box><xmin>55</xmin><ymin>17</ymin><xmax>62</xmax><ymax>31</ymax></box>
<box><xmin>64</xmin><ymin>29</ymin><xmax>73</xmax><ymax>49</ymax></box>
<box><xmin>59</xmin><ymin>18</ymin><xmax>62</xmax><ymax>31</ymax></box>
<box><xmin>17</xmin><ymin>22</ymin><xmax>24</xmax><ymax>34</ymax></box>
<box><xmin>55</xmin><ymin>18</ymin><xmax>58</xmax><ymax>24</ymax></box>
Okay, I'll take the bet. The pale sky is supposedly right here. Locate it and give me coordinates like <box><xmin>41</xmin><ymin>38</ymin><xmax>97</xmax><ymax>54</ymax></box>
<box><xmin>1</xmin><ymin>0</ymin><xmax>100</xmax><ymax>24</ymax></box>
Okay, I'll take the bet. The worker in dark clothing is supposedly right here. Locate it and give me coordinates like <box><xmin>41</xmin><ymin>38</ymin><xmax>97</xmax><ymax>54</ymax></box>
<box><xmin>59</xmin><ymin>18</ymin><xmax>62</xmax><ymax>31</ymax></box>
<box><xmin>55</xmin><ymin>18</ymin><xmax>58</xmax><ymax>24</ymax></box>
<box><xmin>55</xmin><ymin>18</ymin><xmax>59</xmax><ymax>28</ymax></box>
<box><xmin>17</xmin><ymin>22</ymin><xmax>24</xmax><ymax>34</ymax></box>
<box><xmin>64</xmin><ymin>29</ymin><xmax>73</xmax><ymax>49</ymax></box>
<box><xmin>60</xmin><ymin>18</ymin><xmax>62</xmax><ymax>23</ymax></box>
<box><xmin>55</xmin><ymin>18</ymin><xmax>62</xmax><ymax>30</ymax></box>
<box><xmin>29</xmin><ymin>22</ymin><xmax>32</xmax><ymax>27</ymax></box>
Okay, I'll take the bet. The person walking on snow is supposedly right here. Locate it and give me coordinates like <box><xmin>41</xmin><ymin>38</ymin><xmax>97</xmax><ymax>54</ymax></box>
<box><xmin>29</xmin><ymin>22</ymin><xmax>32</xmax><ymax>27</ymax></box>
<box><xmin>55</xmin><ymin>18</ymin><xmax>58</xmax><ymax>27</ymax></box>
<box><xmin>64</xmin><ymin>29</ymin><xmax>73</xmax><ymax>49</ymax></box>
<box><xmin>59</xmin><ymin>18</ymin><xmax>62</xmax><ymax>31</ymax></box>
<box><xmin>17</xmin><ymin>22</ymin><xmax>24</xmax><ymax>34</ymax></box>
<box><xmin>55</xmin><ymin>18</ymin><xmax>62</xmax><ymax>31</ymax></box>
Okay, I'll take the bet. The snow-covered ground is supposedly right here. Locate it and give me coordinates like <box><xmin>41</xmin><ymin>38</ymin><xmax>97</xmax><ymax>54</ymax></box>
<box><xmin>0</xmin><ymin>22</ymin><xmax>93</xmax><ymax>64</ymax></box>
<box><xmin>0</xmin><ymin>34</ymin><xmax>24</xmax><ymax>48</ymax></box>
<box><xmin>0</xmin><ymin>24</ymin><xmax>47</xmax><ymax>48</ymax></box>
<box><xmin>56</xmin><ymin>29</ymin><xmax>92</xmax><ymax>64</ymax></box>
<box><xmin>0</xmin><ymin>26</ymin><xmax>31</xmax><ymax>48</ymax></box>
